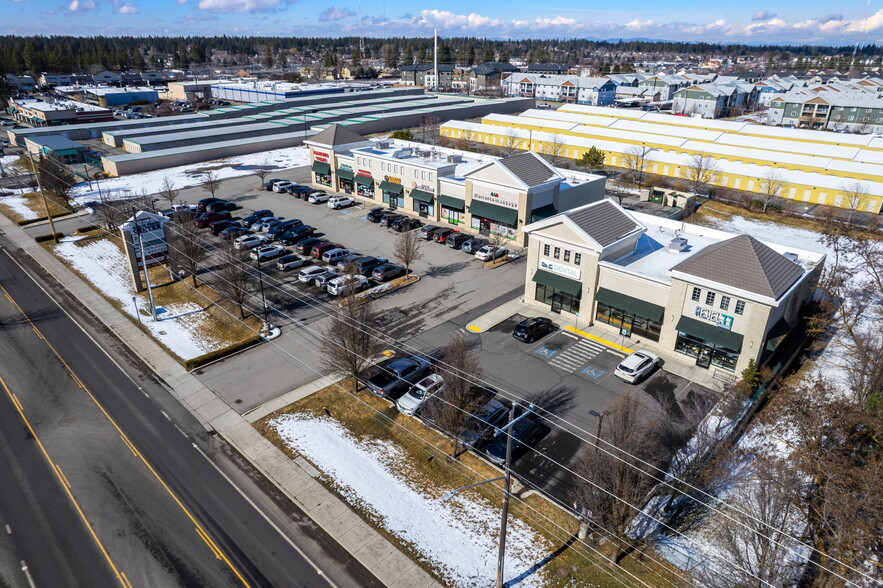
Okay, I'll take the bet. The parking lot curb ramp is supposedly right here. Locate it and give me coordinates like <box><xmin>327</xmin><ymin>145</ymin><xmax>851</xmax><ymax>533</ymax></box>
<box><xmin>0</xmin><ymin>214</ymin><xmax>443</xmax><ymax>588</ymax></box>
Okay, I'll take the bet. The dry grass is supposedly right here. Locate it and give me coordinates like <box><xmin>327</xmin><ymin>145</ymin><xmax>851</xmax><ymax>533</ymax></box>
<box><xmin>255</xmin><ymin>382</ymin><xmax>686</xmax><ymax>587</ymax></box>
<box><xmin>0</xmin><ymin>191</ymin><xmax>71</xmax><ymax>224</ymax></box>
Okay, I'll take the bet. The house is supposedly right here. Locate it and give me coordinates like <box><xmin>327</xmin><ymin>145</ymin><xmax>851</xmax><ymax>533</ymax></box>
<box><xmin>503</xmin><ymin>74</ymin><xmax>617</xmax><ymax>105</ymax></box>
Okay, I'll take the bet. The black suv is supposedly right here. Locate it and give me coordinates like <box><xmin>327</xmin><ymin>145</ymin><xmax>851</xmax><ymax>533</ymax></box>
<box><xmin>367</xmin><ymin>207</ymin><xmax>391</xmax><ymax>223</ymax></box>
<box><xmin>205</xmin><ymin>200</ymin><xmax>237</xmax><ymax>212</ymax></box>
<box><xmin>391</xmin><ymin>217</ymin><xmax>424</xmax><ymax>232</ymax></box>
<box><xmin>380</xmin><ymin>213</ymin><xmax>404</xmax><ymax>227</ymax></box>
<box><xmin>445</xmin><ymin>232</ymin><xmax>470</xmax><ymax>249</ymax></box>
<box><xmin>512</xmin><ymin>317</ymin><xmax>554</xmax><ymax>343</ymax></box>
<box><xmin>197</xmin><ymin>197</ymin><xmax>224</xmax><ymax>212</ymax></box>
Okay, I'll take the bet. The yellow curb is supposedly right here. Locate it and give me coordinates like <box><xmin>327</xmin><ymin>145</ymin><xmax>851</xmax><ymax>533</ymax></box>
<box><xmin>466</xmin><ymin>325</ymin><xmax>482</xmax><ymax>333</ymax></box>
<box><xmin>381</xmin><ymin>349</ymin><xmax>396</xmax><ymax>357</ymax></box>
<box><xmin>564</xmin><ymin>326</ymin><xmax>632</xmax><ymax>353</ymax></box>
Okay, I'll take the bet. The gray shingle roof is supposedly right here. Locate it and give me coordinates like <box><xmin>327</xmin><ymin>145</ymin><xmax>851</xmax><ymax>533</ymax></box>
<box><xmin>497</xmin><ymin>152</ymin><xmax>559</xmax><ymax>187</ymax></box>
<box><xmin>309</xmin><ymin>124</ymin><xmax>368</xmax><ymax>147</ymax></box>
<box><xmin>565</xmin><ymin>200</ymin><xmax>643</xmax><ymax>247</ymax></box>
<box><xmin>671</xmin><ymin>234</ymin><xmax>804</xmax><ymax>299</ymax></box>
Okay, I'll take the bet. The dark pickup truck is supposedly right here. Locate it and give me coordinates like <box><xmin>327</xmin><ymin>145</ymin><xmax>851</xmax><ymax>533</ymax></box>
<box><xmin>365</xmin><ymin>356</ymin><xmax>432</xmax><ymax>399</ymax></box>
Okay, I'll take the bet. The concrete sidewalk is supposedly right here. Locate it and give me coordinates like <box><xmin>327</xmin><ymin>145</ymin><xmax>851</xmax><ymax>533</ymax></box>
<box><xmin>0</xmin><ymin>214</ymin><xmax>442</xmax><ymax>588</ymax></box>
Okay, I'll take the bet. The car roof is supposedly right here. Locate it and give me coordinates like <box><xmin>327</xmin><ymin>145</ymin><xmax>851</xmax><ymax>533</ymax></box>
<box><xmin>620</xmin><ymin>352</ymin><xmax>653</xmax><ymax>369</ymax></box>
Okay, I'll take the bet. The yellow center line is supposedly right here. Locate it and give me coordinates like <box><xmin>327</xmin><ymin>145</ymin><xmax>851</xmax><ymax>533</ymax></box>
<box><xmin>0</xmin><ymin>380</ymin><xmax>128</xmax><ymax>588</ymax></box>
<box><xmin>0</xmin><ymin>284</ymin><xmax>252</xmax><ymax>588</ymax></box>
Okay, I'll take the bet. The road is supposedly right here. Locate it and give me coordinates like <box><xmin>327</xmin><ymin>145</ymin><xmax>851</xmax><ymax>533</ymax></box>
<box><xmin>0</xmin><ymin>237</ymin><xmax>382</xmax><ymax>588</ymax></box>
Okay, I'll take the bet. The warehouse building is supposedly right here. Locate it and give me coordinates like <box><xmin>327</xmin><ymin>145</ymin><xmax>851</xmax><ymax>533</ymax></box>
<box><xmin>24</xmin><ymin>135</ymin><xmax>89</xmax><ymax>164</ymax></box>
<box><xmin>522</xmin><ymin>199</ymin><xmax>825</xmax><ymax>376</ymax></box>
<box><xmin>305</xmin><ymin>126</ymin><xmax>605</xmax><ymax>245</ymax></box>
<box><xmin>210</xmin><ymin>81</ymin><xmax>368</xmax><ymax>102</ymax></box>
<box><xmin>82</xmin><ymin>86</ymin><xmax>159</xmax><ymax>107</ymax></box>
<box><xmin>441</xmin><ymin>104</ymin><xmax>883</xmax><ymax>213</ymax></box>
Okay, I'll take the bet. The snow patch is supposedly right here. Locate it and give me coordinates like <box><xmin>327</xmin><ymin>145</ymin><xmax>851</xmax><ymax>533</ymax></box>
<box><xmin>0</xmin><ymin>195</ymin><xmax>38</xmax><ymax>220</ymax></box>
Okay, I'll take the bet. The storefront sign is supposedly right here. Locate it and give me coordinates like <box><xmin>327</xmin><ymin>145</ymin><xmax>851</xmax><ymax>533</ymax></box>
<box><xmin>384</xmin><ymin>175</ymin><xmax>401</xmax><ymax>184</ymax></box>
<box><xmin>694</xmin><ymin>306</ymin><xmax>734</xmax><ymax>330</ymax></box>
<box><xmin>412</xmin><ymin>182</ymin><xmax>434</xmax><ymax>192</ymax></box>
<box><xmin>339</xmin><ymin>163</ymin><xmax>352</xmax><ymax>171</ymax></box>
<box><xmin>539</xmin><ymin>259</ymin><xmax>581</xmax><ymax>280</ymax></box>
<box><xmin>471</xmin><ymin>187</ymin><xmax>519</xmax><ymax>209</ymax></box>
<box><xmin>313</xmin><ymin>150</ymin><xmax>329</xmax><ymax>162</ymax></box>
<box><xmin>357</xmin><ymin>170</ymin><xmax>372</xmax><ymax>177</ymax></box>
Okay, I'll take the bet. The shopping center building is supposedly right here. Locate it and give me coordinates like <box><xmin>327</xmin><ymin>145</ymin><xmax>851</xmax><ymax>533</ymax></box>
<box><xmin>522</xmin><ymin>199</ymin><xmax>825</xmax><ymax>375</ymax></box>
<box><xmin>305</xmin><ymin>125</ymin><xmax>606</xmax><ymax>245</ymax></box>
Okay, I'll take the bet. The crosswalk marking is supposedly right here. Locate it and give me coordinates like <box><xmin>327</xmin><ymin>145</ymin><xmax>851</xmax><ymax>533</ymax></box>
<box><xmin>548</xmin><ymin>338</ymin><xmax>607</xmax><ymax>372</ymax></box>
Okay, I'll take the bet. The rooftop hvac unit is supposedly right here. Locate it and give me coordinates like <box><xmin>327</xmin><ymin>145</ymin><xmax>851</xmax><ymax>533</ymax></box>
<box><xmin>420</xmin><ymin>150</ymin><xmax>432</xmax><ymax>158</ymax></box>
<box><xmin>783</xmin><ymin>252</ymin><xmax>799</xmax><ymax>263</ymax></box>
<box><xmin>667</xmin><ymin>237</ymin><xmax>689</xmax><ymax>252</ymax></box>
<box><xmin>376</xmin><ymin>141</ymin><xmax>390</xmax><ymax>149</ymax></box>
<box><xmin>447</xmin><ymin>154</ymin><xmax>462</xmax><ymax>163</ymax></box>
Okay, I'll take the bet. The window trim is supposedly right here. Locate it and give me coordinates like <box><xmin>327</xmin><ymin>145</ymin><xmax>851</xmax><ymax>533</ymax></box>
<box><xmin>735</xmin><ymin>300</ymin><xmax>745</xmax><ymax>315</ymax></box>
<box><xmin>691</xmin><ymin>287</ymin><xmax>701</xmax><ymax>302</ymax></box>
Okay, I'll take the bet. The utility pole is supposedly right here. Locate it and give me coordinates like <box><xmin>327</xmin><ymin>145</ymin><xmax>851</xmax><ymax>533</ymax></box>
<box><xmin>433</xmin><ymin>29</ymin><xmax>438</xmax><ymax>92</ymax></box>
<box><xmin>26</xmin><ymin>150</ymin><xmax>59</xmax><ymax>243</ymax></box>
<box><xmin>496</xmin><ymin>404</ymin><xmax>515</xmax><ymax>588</ymax></box>
<box><xmin>255</xmin><ymin>256</ymin><xmax>269</xmax><ymax>326</ymax></box>
<box><xmin>589</xmin><ymin>409</ymin><xmax>609</xmax><ymax>453</ymax></box>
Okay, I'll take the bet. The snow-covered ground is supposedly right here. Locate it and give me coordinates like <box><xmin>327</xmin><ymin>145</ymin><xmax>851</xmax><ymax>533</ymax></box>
<box><xmin>271</xmin><ymin>413</ymin><xmax>552</xmax><ymax>588</ymax></box>
<box><xmin>70</xmin><ymin>145</ymin><xmax>311</xmax><ymax>205</ymax></box>
<box><xmin>0</xmin><ymin>194</ymin><xmax>38</xmax><ymax>220</ymax></box>
<box><xmin>1</xmin><ymin>154</ymin><xmax>20</xmax><ymax>169</ymax></box>
<box><xmin>55</xmin><ymin>238</ymin><xmax>226</xmax><ymax>360</ymax></box>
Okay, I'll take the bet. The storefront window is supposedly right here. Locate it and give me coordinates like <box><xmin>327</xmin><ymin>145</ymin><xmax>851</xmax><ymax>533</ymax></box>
<box><xmin>413</xmin><ymin>200</ymin><xmax>435</xmax><ymax>217</ymax></box>
<box><xmin>315</xmin><ymin>172</ymin><xmax>331</xmax><ymax>187</ymax></box>
<box><xmin>357</xmin><ymin>183</ymin><xmax>374</xmax><ymax>198</ymax></box>
<box><xmin>674</xmin><ymin>333</ymin><xmax>739</xmax><ymax>372</ymax></box>
<box><xmin>443</xmin><ymin>206</ymin><xmax>464</xmax><ymax>225</ymax></box>
<box><xmin>339</xmin><ymin>179</ymin><xmax>354</xmax><ymax>194</ymax></box>
<box><xmin>383</xmin><ymin>192</ymin><xmax>405</xmax><ymax>208</ymax></box>
<box><xmin>535</xmin><ymin>284</ymin><xmax>581</xmax><ymax>314</ymax></box>
<box><xmin>471</xmin><ymin>216</ymin><xmax>516</xmax><ymax>240</ymax></box>
<box><xmin>595</xmin><ymin>302</ymin><xmax>661</xmax><ymax>342</ymax></box>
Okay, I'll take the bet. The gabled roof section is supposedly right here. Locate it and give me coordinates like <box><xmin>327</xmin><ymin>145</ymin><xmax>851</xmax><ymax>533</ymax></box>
<box><xmin>670</xmin><ymin>234</ymin><xmax>804</xmax><ymax>299</ymax></box>
<box><xmin>308</xmin><ymin>124</ymin><xmax>368</xmax><ymax>147</ymax></box>
<box><xmin>524</xmin><ymin>199</ymin><xmax>645</xmax><ymax>251</ymax></box>
<box><xmin>496</xmin><ymin>151</ymin><xmax>562</xmax><ymax>187</ymax></box>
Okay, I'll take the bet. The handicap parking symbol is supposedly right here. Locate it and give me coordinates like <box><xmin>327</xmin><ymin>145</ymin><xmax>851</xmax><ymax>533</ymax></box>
<box><xmin>581</xmin><ymin>366</ymin><xmax>606</xmax><ymax>379</ymax></box>
<box><xmin>534</xmin><ymin>346</ymin><xmax>558</xmax><ymax>359</ymax></box>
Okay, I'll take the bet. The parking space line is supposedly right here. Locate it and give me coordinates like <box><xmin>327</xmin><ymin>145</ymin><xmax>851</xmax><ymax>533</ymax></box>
<box><xmin>548</xmin><ymin>339</ymin><xmax>606</xmax><ymax>372</ymax></box>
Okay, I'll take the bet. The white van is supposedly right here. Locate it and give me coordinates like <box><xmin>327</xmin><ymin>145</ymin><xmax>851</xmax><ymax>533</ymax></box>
<box><xmin>322</xmin><ymin>248</ymin><xmax>355</xmax><ymax>265</ymax></box>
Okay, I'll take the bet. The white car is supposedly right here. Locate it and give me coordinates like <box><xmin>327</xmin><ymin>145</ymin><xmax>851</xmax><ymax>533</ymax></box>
<box><xmin>249</xmin><ymin>245</ymin><xmax>287</xmax><ymax>261</ymax></box>
<box><xmin>613</xmin><ymin>351</ymin><xmax>660</xmax><ymax>384</ymax></box>
<box><xmin>328</xmin><ymin>196</ymin><xmax>355</xmax><ymax>210</ymax></box>
<box><xmin>308</xmin><ymin>192</ymin><xmax>330</xmax><ymax>203</ymax></box>
<box><xmin>252</xmin><ymin>216</ymin><xmax>282</xmax><ymax>231</ymax></box>
<box><xmin>474</xmin><ymin>245</ymin><xmax>509</xmax><ymax>262</ymax></box>
<box><xmin>326</xmin><ymin>274</ymin><xmax>369</xmax><ymax>296</ymax></box>
<box><xmin>396</xmin><ymin>374</ymin><xmax>444</xmax><ymax>415</ymax></box>
<box><xmin>273</xmin><ymin>181</ymin><xmax>292</xmax><ymax>192</ymax></box>
<box><xmin>233</xmin><ymin>234</ymin><xmax>267</xmax><ymax>250</ymax></box>
<box><xmin>298</xmin><ymin>265</ymin><xmax>330</xmax><ymax>284</ymax></box>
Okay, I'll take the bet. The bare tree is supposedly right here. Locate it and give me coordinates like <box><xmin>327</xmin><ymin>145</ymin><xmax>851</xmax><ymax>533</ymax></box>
<box><xmin>253</xmin><ymin>157</ymin><xmax>272</xmax><ymax>186</ymax></box>
<box><xmin>158</xmin><ymin>176</ymin><xmax>179</xmax><ymax>208</ymax></box>
<box><xmin>621</xmin><ymin>146</ymin><xmax>653</xmax><ymax>188</ymax></box>
<box><xmin>215</xmin><ymin>244</ymin><xmax>254</xmax><ymax>319</ymax></box>
<box><xmin>37</xmin><ymin>155</ymin><xmax>75</xmax><ymax>205</ymax></box>
<box><xmin>419</xmin><ymin>114</ymin><xmax>441</xmax><ymax>144</ymax></box>
<box><xmin>393</xmin><ymin>228</ymin><xmax>423</xmax><ymax>276</ymax></box>
<box><xmin>320</xmin><ymin>294</ymin><xmax>382</xmax><ymax>393</ymax></box>
<box><xmin>840</xmin><ymin>180</ymin><xmax>870</xmax><ymax>225</ymax></box>
<box><xmin>422</xmin><ymin>333</ymin><xmax>487</xmax><ymax>457</ymax></box>
<box><xmin>487</xmin><ymin>231</ymin><xmax>509</xmax><ymax>262</ymax></box>
<box><xmin>544</xmin><ymin>133</ymin><xmax>566</xmax><ymax>166</ymax></box>
<box><xmin>200</xmin><ymin>170</ymin><xmax>223</xmax><ymax>199</ymax></box>
<box><xmin>684</xmin><ymin>152</ymin><xmax>720</xmax><ymax>195</ymax></box>
<box><xmin>167</xmin><ymin>212</ymin><xmax>209</xmax><ymax>287</ymax></box>
<box><xmin>501</xmin><ymin>127</ymin><xmax>524</xmax><ymax>156</ymax></box>
<box><xmin>757</xmin><ymin>171</ymin><xmax>784</xmax><ymax>213</ymax></box>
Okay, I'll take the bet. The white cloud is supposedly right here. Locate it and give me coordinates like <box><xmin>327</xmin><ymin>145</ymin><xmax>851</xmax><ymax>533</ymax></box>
<box><xmin>623</xmin><ymin>18</ymin><xmax>653</xmax><ymax>31</ymax></box>
<box><xmin>197</xmin><ymin>0</ymin><xmax>279</xmax><ymax>12</ymax></box>
<box><xmin>177</xmin><ymin>0</ymin><xmax>187</xmax><ymax>4</ymax></box>
<box><xmin>417</xmin><ymin>9</ymin><xmax>500</xmax><ymax>30</ymax></box>
<box><xmin>68</xmin><ymin>0</ymin><xmax>96</xmax><ymax>11</ymax></box>
<box><xmin>318</xmin><ymin>6</ymin><xmax>353</xmax><ymax>21</ymax></box>
<box><xmin>751</xmin><ymin>10</ymin><xmax>776</xmax><ymax>21</ymax></box>
<box><xmin>118</xmin><ymin>3</ymin><xmax>137</xmax><ymax>13</ymax></box>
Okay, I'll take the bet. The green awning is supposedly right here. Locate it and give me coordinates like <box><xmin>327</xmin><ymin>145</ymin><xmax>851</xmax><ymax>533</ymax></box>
<box><xmin>676</xmin><ymin>316</ymin><xmax>743</xmax><ymax>352</ymax></box>
<box><xmin>595</xmin><ymin>287</ymin><xmax>665</xmax><ymax>322</ymax></box>
<box><xmin>530</xmin><ymin>203</ymin><xmax>557</xmax><ymax>223</ymax></box>
<box><xmin>311</xmin><ymin>161</ymin><xmax>331</xmax><ymax>174</ymax></box>
<box><xmin>354</xmin><ymin>174</ymin><xmax>373</xmax><ymax>186</ymax></box>
<box><xmin>469</xmin><ymin>200</ymin><xmax>518</xmax><ymax>226</ymax></box>
<box><xmin>533</xmin><ymin>269</ymin><xmax>582</xmax><ymax>296</ymax></box>
<box><xmin>438</xmin><ymin>194</ymin><xmax>465</xmax><ymax>210</ymax></box>
<box><xmin>336</xmin><ymin>168</ymin><xmax>354</xmax><ymax>180</ymax></box>
<box><xmin>409</xmin><ymin>189</ymin><xmax>434</xmax><ymax>203</ymax></box>
<box><xmin>379</xmin><ymin>180</ymin><xmax>403</xmax><ymax>194</ymax></box>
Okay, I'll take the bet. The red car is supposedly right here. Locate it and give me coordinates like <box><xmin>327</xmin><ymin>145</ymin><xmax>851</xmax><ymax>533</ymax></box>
<box><xmin>311</xmin><ymin>242</ymin><xmax>343</xmax><ymax>259</ymax></box>
<box><xmin>194</xmin><ymin>210</ymin><xmax>231</xmax><ymax>228</ymax></box>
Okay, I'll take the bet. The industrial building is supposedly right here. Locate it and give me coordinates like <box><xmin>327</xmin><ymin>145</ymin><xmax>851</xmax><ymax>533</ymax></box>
<box><xmin>24</xmin><ymin>135</ymin><xmax>89</xmax><ymax>164</ymax></box>
<box><xmin>6</xmin><ymin>97</ymin><xmax>114</xmax><ymax>126</ymax></box>
<box><xmin>440</xmin><ymin>104</ymin><xmax>883</xmax><ymax>213</ymax></box>
<box><xmin>209</xmin><ymin>81</ymin><xmax>372</xmax><ymax>102</ymax></box>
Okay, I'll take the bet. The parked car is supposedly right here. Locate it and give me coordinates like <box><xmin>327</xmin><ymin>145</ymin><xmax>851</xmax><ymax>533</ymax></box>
<box><xmin>295</xmin><ymin>238</ymin><xmax>324</xmax><ymax>255</ymax></box>
<box><xmin>194</xmin><ymin>211</ymin><xmax>231</xmax><ymax>228</ymax></box>
<box><xmin>366</xmin><ymin>206</ymin><xmax>391</xmax><ymax>223</ymax></box>
<box><xmin>253</xmin><ymin>216</ymin><xmax>283</xmax><ymax>231</ymax></box>
<box><xmin>208</xmin><ymin>219</ymin><xmax>237</xmax><ymax>235</ymax></box>
<box><xmin>298</xmin><ymin>266</ymin><xmax>332</xmax><ymax>285</ymax></box>
<box><xmin>346</xmin><ymin>256</ymin><xmax>387</xmax><ymax>276</ymax></box>
<box><xmin>328</xmin><ymin>196</ymin><xmax>356</xmax><ymax>210</ymax></box>
<box><xmin>418</xmin><ymin>224</ymin><xmax>440</xmax><ymax>239</ymax></box>
<box><xmin>371</xmin><ymin>263</ymin><xmax>406</xmax><ymax>282</ymax></box>
<box><xmin>234</xmin><ymin>234</ymin><xmax>267</xmax><ymax>250</ymax></box>
<box><xmin>461</xmin><ymin>238</ymin><xmax>489</xmax><ymax>254</ymax></box>
<box><xmin>250</xmin><ymin>245</ymin><xmax>288</xmax><ymax>261</ymax></box>
<box><xmin>241</xmin><ymin>209</ymin><xmax>274</xmax><ymax>228</ymax></box>
<box><xmin>458</xmin><ymin>398</ymin><xmax>509</xmax><ymax>449</ymax></box>
<box><xmin>512</xmin><ymin>317</ymin><xmax>554</xmax><ymax>343</ymax></box>
<box><xmin>261</xmin><ymin>180</ymin><xmax>281</xmax><ymax>191</ymax></box>
<box><xmin>322</xmin><ymin>248</ymin><xmax>356</xmax><ymax>265</ymax></box>
<box><xmin>308</xmin><ymin>192</ymin><xmax>330</xmax><ymax>204</ymax></box>
<box><xmin>219</xmin><ymin>226</ymin><xmax>250</xmax><ymax>241</ymax></box>
<box><xmin>205</xmin><ymin>200</ymin><xmax>237</xmax><ymax>212</ymax></box>
<box><xmin>431</xmin><ymin>227</ymin><xmax>456</xmax><ymax>243</ymax></box>
<box><xmin>614</xmin><ymin>351</ymin><xmax>660</xmax><ymax>384</ymax></box>
<box><xmin>197</xmin><ymin>197</ymin><xmax>224</xmax><ymax>212</ymax></box>
<box><xmin>277</xmin><ymin>225</ymin><xmax>314</xmax><ymax>245</ymax></box>
<box><xmin>365</xmin><ymin>356</ymin><xmax>432</xmax><ymax>399</ymax></box>
<box><xmin>475</xmin><ymin>245</ymin><xmax>508</xmax><ymax>262</ymax></box>
<box><xmin>311</xmin><ymin>242</ymin><xmax>343</xmax><ymax>259</ymax></box>
<box><xmin>445</xmin><ymin>232</ymin><xmax>470</xmax><ymax>249</ymax></box>
<box><xmin>390</xmin><ymin>217</ymin><xmax>423</xmax><ymax>232</ymax></box>
<box><xmin>276</xmin><ymin>254</ymin><xmax>312</xmax><ymax>271</ymax></box>
<box><xmin>266</xmin><ymin>219</ymin><xmax>303</xmax><ymax>241</ymax></box>
<box><xmin>313</xmin><ymin>268</ymin><xmax>340</xmax><ymax>289</ymax></box>
<box><xmin>290</xmin><ymin>185</ymin><xmax>313</xmax><ymax>196</ymax></box>
<box><xmin>326</xmin><ymin>274</ymin><xmax>370</xmax><ymax>296</ymax></box>
<box><xmin>381</xmin><ymin>213</ymin><xmax>405</xmax><ymax>228</ymax></box>
<box><xmin>485</xmin><ymin>416</ymin><xmax>544</xmax><ymax>465</ymax></box>
<box><xmin>397</xmin><ymin>374</ymin><xmax>444</xmax><ymax>416</ymax></box>
<box><xmin>273</xmin><ymin>181</ymin><xmax>292</xmax><ymax>193</ymax></box>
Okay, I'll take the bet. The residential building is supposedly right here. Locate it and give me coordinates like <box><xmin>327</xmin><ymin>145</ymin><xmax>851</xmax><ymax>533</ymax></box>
<box><xmin>768</xmin><ymin>89</ymin><xmax>883</xmax><ymax>133</ymax></box>
<box><xmin>526</xmin><ymin>64</ymin><xmax>569</xmax><ymax>75</ymax></box>
<box><xmin>93</xmin><ymin>71</ymin><xmax>123</xmax><ymax>85</ymax></box>
<box><xmin>470</xmin><ymin>62</ymin><xmax>519</xmax><ymax>92</ymax></box>
<box><xmin>38</xmin><ymin>73</ymin><xmax>92</xmax><ymax>87</ymax></box>
<box><xmin>4</xmin><ymin>74</ymin><xmax>37</xmax><ymax>91</ymax></box>
<box><xmin>503</xmin><ymin>75</ymin><xmax>617</xmax><ymax>105</ymax></box>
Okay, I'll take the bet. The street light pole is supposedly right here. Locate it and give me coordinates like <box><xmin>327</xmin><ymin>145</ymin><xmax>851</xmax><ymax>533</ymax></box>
<box><xmin>255</xmin><ymin>256</ymin><xmax>269</xmax><ymax>326</ymax></box>
<box><xmin>496</xmin><ymin>404</ymin><xmax>516</xmax><ymax>588</ymax></box>
<box><xmin>132</xmin><ymin>209</ymin><xmax>157</xmax><ymax>321</ymax></box>
<box><xmin>588</xmin><ymin>410</ymin><xmax>609</xmax><ymax>453</ymax></box>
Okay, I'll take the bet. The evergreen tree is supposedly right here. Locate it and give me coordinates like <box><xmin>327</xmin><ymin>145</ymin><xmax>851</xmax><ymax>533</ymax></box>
<box><xmin>402</xmin><ymin>45</ymin><xmax>413</xmax><ymax>66</ymax></box>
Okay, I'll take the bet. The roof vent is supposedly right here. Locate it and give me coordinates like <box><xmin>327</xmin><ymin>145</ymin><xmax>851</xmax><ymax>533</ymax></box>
<box><xmin>668</xmin><ymin>237</ymin><xmax>689</xmax><ymax>252</ymax></box>
<box><xmin>783</xmin><ymin>252</ymin><xmax>799</xmax><ymax>263</ymax></box>
<box><xmin>376</xmin><ymin>140</ymin><xmax>390</xmax><ymax>149</ymax></box>
<box><xmin>448</xmin><ymin>154</ymin><xmax>462</xmax><ymax>163</ymax></box>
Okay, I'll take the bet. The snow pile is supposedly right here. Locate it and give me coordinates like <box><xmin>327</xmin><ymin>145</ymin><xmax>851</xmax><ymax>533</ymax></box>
<box><xmin>55</xmin><ymin>238</ymin><xmax>223</xmax><ymax>360</ymax></box>
<box><xmin>0</xmin><ymin>195</ymin><xmax>38</xmax><ymax>220</ymax></box>
<box><xmin>1</xmin><ymin>154</ymin><xmax>20</xmax><ymax>169</ymax></box>
<box><xmin>271</xmin><ymin>414</ymin><xmax>552</xmax><ymax>588</ymax></box>
<box><xmin>70</xmin><ymin>145</ymin><xmax>311</xmax><ymax>205</ymax></box>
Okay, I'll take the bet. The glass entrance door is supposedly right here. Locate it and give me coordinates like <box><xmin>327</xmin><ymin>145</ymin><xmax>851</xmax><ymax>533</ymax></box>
<box><xmin>550</xmin><ymin>293</ymin><xmax>563</xmax><ymax>314</ymax></box>
<box><xmin>696</xmin><ymin>347</ymin><xmax>712</xmax><ymax>368</ymax></box>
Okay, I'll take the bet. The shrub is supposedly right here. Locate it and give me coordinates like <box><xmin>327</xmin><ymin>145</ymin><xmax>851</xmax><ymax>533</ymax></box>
<box><xmin>390</xmin><ymin>129</ymin><xmax>414</xmax><ymax>141</ymax></box>
<box><xmin>183</xmin><ymin>335</ymin><xmax>262</xmax><ymax>370</ymax></box>
<box><xmin>34</xmin><ymin>232</ymin><xmax>63</xmax><ymax>242</ymax></box>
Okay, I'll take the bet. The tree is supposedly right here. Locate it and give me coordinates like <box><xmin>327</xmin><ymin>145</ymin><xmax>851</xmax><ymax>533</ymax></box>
<box><xmin>757</xmin><ymin>171</ymin><xmax>784</xmax><ymax>213</ymax></box>
<box><xmin>263</xmin><ymin>47</ymin><xmax>274</xmax><ymax>69</ymax></box>
<box><xmin>422</xmin><ymin>333</ymin><xmax>487</xmax><ymax>457</ymax></box>
<box><xmin>252</xmin><ymin>157</ymin><xmax>272</xmax><ymax>186</ymax></box>
<box><xmin>390</xmin><ymin>129</ymin><xmax>413</xmax><ymax>141</ymax></box>
<box><xmin>402</xmin><ymin>45</ymin><xmax>414</xmax><ymax>66</ymax></box>
<box><xmin>384</xmin><ymin>45</ymin><xmax>398</xmax><ymax>69</ymax></box>
<box><xmin>200</xmin><ymin>170</ymin><xmax>222</xmax><ymax>199</ymax></box>
<box><xmin>840</xmin><ymin>180</ymin><xmax>870</xmax><ymax>225</ymax></box>
<box><xmin>215</xmin><ymin>244</ymin><xmax>253</xmax><ymax>319</ymax></box>
<box><xmin>419</xmin><ymin>114</ymin><xmax>440</xmax><ymax>144</ymax></box>
<box><xmin>168</xmin><ymin>212</ymin><xmax>209</xmax><ymax>287</ymax></box>
<box><xmin>158</xmin><ymin>176</ymin><xmax>179</xmax><ymax>208</ymax></box>
<box><xmin>577</xmin><ymin>146</ymin><xmax>606</xmax><ymax>174</ymax></box>
<box><xmin>684</xmin><ymin>152</ymin><xmax>720</xmax><ymax>195</ymax></box>
<box><xmin>393</xmin><ymin>228</ymin><xmax>423</xmax><ymax>276</ymax></box>
<box><xmin>621</xmin><ymin>146</ymin><xmax>652</xmax><ymax>188</ymax></box>
<box><xmin>350</xmin><ymin>47</ymin><xmax>361</xmax><ymax>69</ymax></box>
<box><xmin>543</xmin><ymin>133</ymin><xmax>566</xmax><ymax>166</ymax></box>
<box><xmin>482</xmin><ymin>44</ymin><xmax>495</xmax><ymax>63</ymax></box>
<box><xmin>501</xmin><ymin>127</ymin><xmax>524</xmax><ymax>156</ymax></box>
<box><xmin>37</xmin><ymin>155</ymin><xmax>75</xmax><ymax>205</ymax></box>
<box><xmin>320</xmin><ymin>294</ymin><xmax>382</xmax><ymax>394</ymax></box>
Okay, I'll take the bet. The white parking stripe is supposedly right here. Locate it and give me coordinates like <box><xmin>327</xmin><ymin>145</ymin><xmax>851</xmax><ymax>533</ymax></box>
<box><xmin>548</xmin><ymin>339</ymin><xmax>606</xmax><ymax>371</ymax></box>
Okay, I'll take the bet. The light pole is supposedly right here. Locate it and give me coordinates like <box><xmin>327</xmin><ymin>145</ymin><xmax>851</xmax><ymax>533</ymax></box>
<box><xmin>255</xmin><ymin>256</ymin><xmax>269</xmax><ymax>327</ymax></box>
<box><xmin>588</xmin><ymin>410</ymin><xmax>609</xmax><ymax>453</ymax></box>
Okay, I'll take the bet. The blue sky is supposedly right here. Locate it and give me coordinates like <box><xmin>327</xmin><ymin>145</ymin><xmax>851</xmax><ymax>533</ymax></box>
<box><xmin>5</xmin><ymin>0</ymin><xmax>883</xmax><ymax>45</ymax></box>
